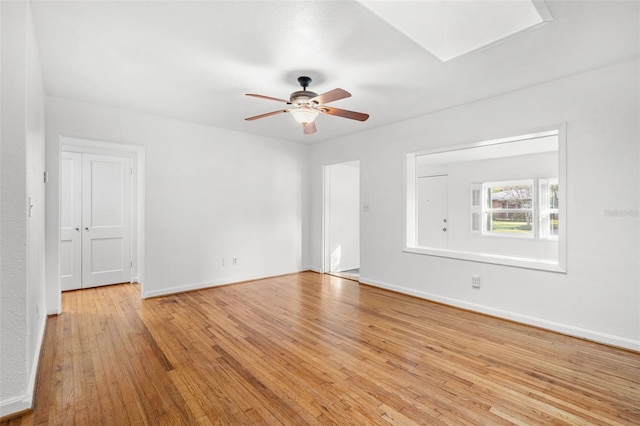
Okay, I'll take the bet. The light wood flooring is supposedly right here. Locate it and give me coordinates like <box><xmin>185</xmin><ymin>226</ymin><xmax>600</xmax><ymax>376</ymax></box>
<box><xmin>3</xmin><ymin>271</ymin><xmax>639</xmax><ymax>425</ymax></box>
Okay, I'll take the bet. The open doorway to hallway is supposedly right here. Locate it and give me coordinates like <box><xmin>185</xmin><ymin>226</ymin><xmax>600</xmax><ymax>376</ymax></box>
<box><xmin>323</xmin><ymin>161</ymin><xmax>360</xmax><ymax>281</ymax></box>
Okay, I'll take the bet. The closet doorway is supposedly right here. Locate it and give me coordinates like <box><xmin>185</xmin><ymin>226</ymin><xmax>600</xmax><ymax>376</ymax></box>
<box><xmin>60</xmin><ymin>145</ymin><xmax>138</xmax><ymax>291</ymax></box>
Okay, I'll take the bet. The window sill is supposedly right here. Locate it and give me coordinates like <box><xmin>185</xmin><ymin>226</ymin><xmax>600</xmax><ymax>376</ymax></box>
<box><xmin>404</xmin><ymin>246</ymin><xmax>566</xmax><ymax>273</ymax></box>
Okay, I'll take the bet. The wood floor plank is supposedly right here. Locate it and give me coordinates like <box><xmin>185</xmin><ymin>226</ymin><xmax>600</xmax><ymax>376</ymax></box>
<box><xmin>2</xmin><ymin>272</ymin><xmax>639</xmax><ymax>425</ymax></box>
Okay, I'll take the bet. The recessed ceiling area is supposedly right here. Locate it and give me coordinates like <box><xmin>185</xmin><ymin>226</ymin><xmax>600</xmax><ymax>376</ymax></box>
<box><xmin>359</xmin><ymin>0</ymin><xmax>552</xmax><ymax>62</ymax></box>
<box><xmin>29</xmin><ymin>0</ymin><xmax>640</xmax><ymax>143</ymax></box>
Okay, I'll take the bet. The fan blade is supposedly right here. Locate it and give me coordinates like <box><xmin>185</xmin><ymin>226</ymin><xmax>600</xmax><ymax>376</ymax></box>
<box><xmin>303</xmin><ymin>121</ymin><xmax>317</xmax><ymax>135</ymax></box>
<box><xmin>246</xmin><ymin>93</ymin><xmax>291</xmax><ymax>104</ymax></box>
<box><xmin>309</xmin><ymin>88</ymin><xmax>351</xmax><ymax>105</ymax></box>
<box><xmin>320</xmin><ymin>106</ymin><xmax>369</xmax><ymax>122</ymax></box>
<box><xmin>244</xmin><ymin>110</ymin><xmax>287</xmax><ymax>121</ymax></box>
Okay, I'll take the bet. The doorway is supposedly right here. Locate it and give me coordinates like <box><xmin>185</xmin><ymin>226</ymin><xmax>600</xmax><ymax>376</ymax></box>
<box><xmin>323</xmin><ymin>161</ymin><xmax>360</xmax><ymax>280</ymax></box>
<box><xmin>59</xmin><ymin>137</ymin><xmax>144</xmax><ymax>292</ymax></box>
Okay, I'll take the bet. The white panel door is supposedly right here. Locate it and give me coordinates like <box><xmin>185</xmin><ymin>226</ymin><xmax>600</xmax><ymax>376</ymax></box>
<box><xmin>81</xmin><ymin>154</ymin><xmax>132</xmax><ymax>288</ymax></box>
<box><xmin>417</xmin><ymin>175</ymin><xmax>448</xmax><ymax>249</ymax></box>
<box><xmin>60</xmin><ymin>152</ymin><xmax>83</xmax><ymax>291</ymax></box>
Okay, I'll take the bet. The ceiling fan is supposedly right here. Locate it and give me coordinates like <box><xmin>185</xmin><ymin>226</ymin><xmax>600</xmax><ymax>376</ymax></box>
<box><xmin>245</xmin><ymin>76</ymin><xmax>369</xmax><ymax>135</ymax></box>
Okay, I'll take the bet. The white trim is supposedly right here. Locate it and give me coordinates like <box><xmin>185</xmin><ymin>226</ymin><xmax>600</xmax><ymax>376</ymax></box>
<box><xmin>403</xmin><ymin>246</ymin><xmax>563</xmax><ymax>272</ymax></box>
<box><xmin>322</xmin><ymin>160</ymin><xmax>361</xmax><ymax>275</ymax></box>
<box><xmin>46</xmin><ymin>306</ymin><xmax>61</xmax><ymax>315</ymax></box>
<box><xmin>142</xmin><ymin>269</ymin><xmax>305</xmax><ymax>299</ymax></box>
<box><xmin>556</xmin><ymin>124</ymin><xmax>567</xmax><ymax>272</ymax></box>
<box><xmin>410</xmin><ymin>129</ymin><xmax>558</xmax><ymax>158</ymax></box>
<box><xmin>359</xmin><ymin>276</ymin><xmax>640</xmax><ymax>352</ymax></box>
<box><xmin>0</xmin><ymin>394</ymin><xmax>32</xmax><ymax>419</ymax></box>
<box><xmin>0</xmin><ymin>310</ymin><xmax>46</xmax><ymax>417</ymax></box>
<box><xmin>322</xmin><ymin>164</ymin><xmax>330</xmax><ymax>273</ymax></box>
<box><xmin>404</xmin><ymin>152</ymin><xmax>417</xmax><ymax>248</ymax></box>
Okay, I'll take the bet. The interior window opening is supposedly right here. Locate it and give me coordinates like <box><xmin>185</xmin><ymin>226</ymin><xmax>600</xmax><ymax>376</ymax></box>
<box><xmin>405</xmin><ymin>127</ymin><xmax>566</xmax><ymax>272</ymax></box>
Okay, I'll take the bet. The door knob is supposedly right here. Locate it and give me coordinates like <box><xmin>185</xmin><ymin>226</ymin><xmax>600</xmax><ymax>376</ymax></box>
<box><xmin>442</xmin><ymin>228</ymin><xmax>447</xmax><ymax>232</ymax></box>
<box><xmin>85</xmin><ymin>227</ymin><xmax>89</xmax><ymax>231</ymax></box>
<box><xmin>75</xmin><ymin>227</ymin><xmax>79</xmax><ymax>231</ymax></box>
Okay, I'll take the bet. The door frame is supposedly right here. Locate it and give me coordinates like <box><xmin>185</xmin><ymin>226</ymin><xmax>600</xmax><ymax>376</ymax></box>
<box><xmin>322</xmin><ymin>160</ymin><xmax>360</xmax><ymax>275</ymax></box>
<box><xmin>60</xmin><ymin>136</ymin><xmax>145</xmax><ymax>297</ymax></box>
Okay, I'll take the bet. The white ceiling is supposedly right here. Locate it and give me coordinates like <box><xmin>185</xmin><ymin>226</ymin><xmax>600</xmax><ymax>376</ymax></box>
<box><xmin>30</xmin><ymin>0</ymin><xmax>639</xmax><ymax>143</ymax></box>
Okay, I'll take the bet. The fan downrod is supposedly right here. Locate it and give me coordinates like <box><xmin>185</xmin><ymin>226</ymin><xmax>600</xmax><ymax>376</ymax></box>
<box><xmin>297</xmin><ymin>76</ymin><xmax>312</xmax><ymax>90</ymax></box>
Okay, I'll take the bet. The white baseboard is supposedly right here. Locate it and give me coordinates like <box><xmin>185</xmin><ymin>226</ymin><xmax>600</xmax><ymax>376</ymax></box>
<box><xmin>336</xmin><ymin>265</ymin><xmax>359</xmax><ymax>273</ymax></box>
<box><xmin>142</xmin><ymin>269</ymin><xmax>305</xmax><ymax>299</ymax></box>
<box><xmin>46</xmin><ymin>306</ymin><xmax>61</xmax><ymax>315</ymax></box>
<box><xmin>0</xmin><ymin>309</ymin><xmax>47</xmax><ymax>418</ymax></box>
<box><xmin>359</xmin><ymin>276</ymin><xmax>640</xmax><ymax>352</ymax></box>
<box><xmin>0</xmin><ymin>394</ymin><xmax>31</xmax><ymax>419</ymax></box>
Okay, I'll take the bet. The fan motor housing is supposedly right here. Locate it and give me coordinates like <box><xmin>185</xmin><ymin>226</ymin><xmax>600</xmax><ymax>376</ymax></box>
<box><xmin>290</xmin><ymin>90</ymin><xmax>318</xmax><ymax>105</ymax></box>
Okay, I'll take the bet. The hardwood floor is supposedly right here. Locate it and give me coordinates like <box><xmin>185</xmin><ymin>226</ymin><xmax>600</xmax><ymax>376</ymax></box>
<box><xmin>3</xmin><ymin>271</ymin><xmax>639</xmax><ymax>425</ymax></box>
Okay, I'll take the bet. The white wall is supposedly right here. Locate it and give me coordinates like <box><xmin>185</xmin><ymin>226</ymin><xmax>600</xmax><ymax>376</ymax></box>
<box><xmin>0</xmin><ymin>0</ymin><xmax>47</xmax><ymax>416</ymax></box>
<box><xmin>309</xmin><ymin>59</ymin><xmax>640</xmax><ymax>350</ymax></box>
<box><xmin>327</xmin><ymin>162</ymin><xmax>359</xmax><ymax>272</ymax></box>
<box><xmin>45</xmin><ymin>97</ymin><xmax>309</xmax><ymax>307</ymax></box>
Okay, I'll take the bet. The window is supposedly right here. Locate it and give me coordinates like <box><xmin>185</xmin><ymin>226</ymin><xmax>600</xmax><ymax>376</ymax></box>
<box><xmin>472</xmin><ymin>179</ymin><xmax>558</xmax><ymax>239</ymax></box>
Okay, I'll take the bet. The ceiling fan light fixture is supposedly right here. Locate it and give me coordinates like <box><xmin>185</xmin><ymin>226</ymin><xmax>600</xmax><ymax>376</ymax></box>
<box><xmin>290</xmin><ymin>106</ymin><xmax>319</xmax><ymax>124</ymax></box>
<box><xmin>245</xmin><ymin>77</ymin><xmax>368</xmax><ymax>134</ymax></box>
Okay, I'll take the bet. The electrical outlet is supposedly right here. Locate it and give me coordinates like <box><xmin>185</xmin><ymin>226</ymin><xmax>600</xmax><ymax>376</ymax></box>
<box><xmin>232</xmin><ymin>257</ymin><xmax>238</xmax><ymax>265</ymax></box>
<box><xmin>472</xmin><ymin>275</ymin><xmax>481</xmax><ymax>289</ymax></box>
